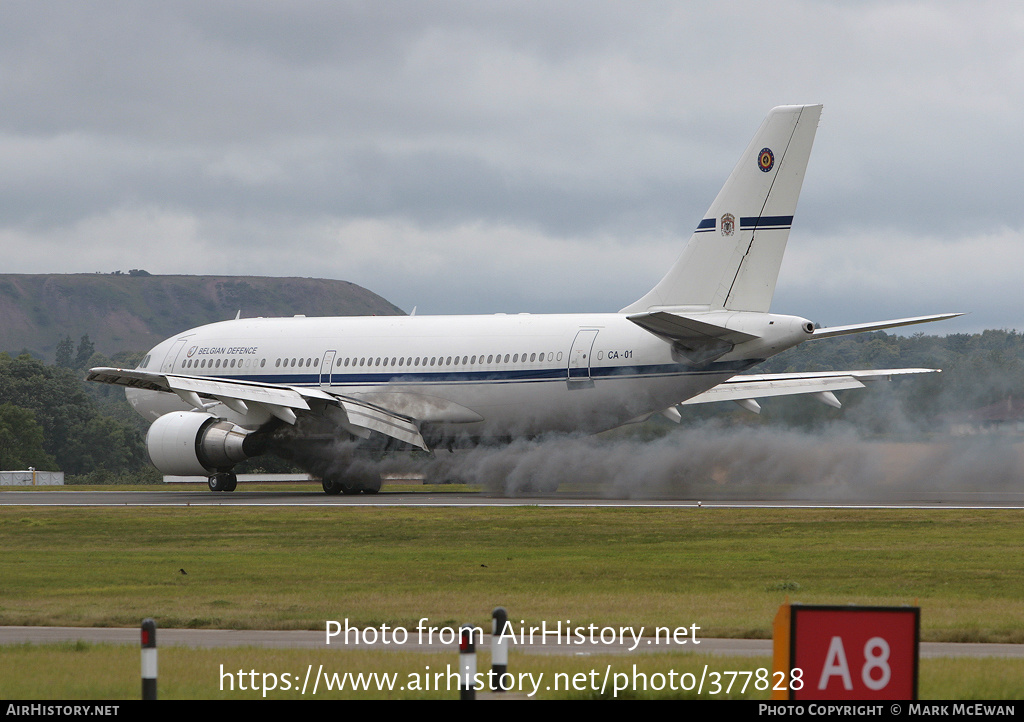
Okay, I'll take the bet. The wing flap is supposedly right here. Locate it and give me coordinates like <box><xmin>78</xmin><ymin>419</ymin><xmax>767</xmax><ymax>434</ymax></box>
<box><xmin>348</xmin><ymin>391</ymin><xmax>484</xmax><ymax>424</ymax></box>
<box><xmin>681</xmin><ymin>368</ymin><xmax>936</xmax><ymax>405</ymax></box>
<box><xmin>335</xmin><ymin>397</ymin><xmax>428</xmax><ymax>450</ymax></box>
<box><xmin>681</xmin><ymin>375</ymin><xmax>865</xmax><ymax>404</ymax></box>
<box><xmin>168</xmin><ymin>375</ymin><xmax>311</xmax><ymax>411</ymax></box>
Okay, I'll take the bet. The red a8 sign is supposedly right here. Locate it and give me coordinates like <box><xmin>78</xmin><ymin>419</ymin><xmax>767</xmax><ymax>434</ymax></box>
<box><xmin>788</xmin><ymin>606</ymin><xmax>919</xmax><ymax>700</ymax></box>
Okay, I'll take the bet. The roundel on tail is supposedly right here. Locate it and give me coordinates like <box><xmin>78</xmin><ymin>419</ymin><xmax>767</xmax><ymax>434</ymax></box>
<box><xmin>758</xmin><ymin>147</ymin><xmax>774</xmax><ymax>172</ymax></box>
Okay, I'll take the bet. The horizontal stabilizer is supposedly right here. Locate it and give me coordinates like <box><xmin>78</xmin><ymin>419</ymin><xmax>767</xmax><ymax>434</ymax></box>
<box><xmin>681</xmin><ymin>368</ymin><xmax>937</xmax><ymax>406</ymax></box>
<box><xmin>811</xmin><ymin>313</ymin><xmax>963</xmax><ymax>339</ymax></box>
<box><xmin>627</xmin><ymin>311</ymin><xmax>759</xmax><ymax>344</ymax></box>
<box><xmin>627</xmin><ymin>311</ymin><xmax>761</xmax><ymax>364</ymax></box>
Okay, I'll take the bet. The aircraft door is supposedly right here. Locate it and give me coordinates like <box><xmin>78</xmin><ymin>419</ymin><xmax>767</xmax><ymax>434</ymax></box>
<box><xmin>320</xmin><ymin>350</ymin><xmax>336</xmax><ymax>387</ymax></box>
<box><xmin>567</xmin><ymin>329</ymin><xmax>599</xmax><ymax>390</ymax></box>
<box><xmin>160</xmin><ymin>338</ymin><xmax>191</xmax><ymax>373</ymax></box>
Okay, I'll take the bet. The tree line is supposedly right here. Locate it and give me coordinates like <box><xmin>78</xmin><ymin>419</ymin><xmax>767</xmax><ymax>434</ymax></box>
<box><xmin>0</xmin><ymin>348</ymin><xmax>153</xmax><ymax>480</ymax></box>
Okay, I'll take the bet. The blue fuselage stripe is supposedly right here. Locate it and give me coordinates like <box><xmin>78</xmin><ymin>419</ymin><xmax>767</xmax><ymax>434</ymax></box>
<box><xmin>207</xmin><ymin>360</ymin><xmax>757</xmax><ymax>387</ymax></box>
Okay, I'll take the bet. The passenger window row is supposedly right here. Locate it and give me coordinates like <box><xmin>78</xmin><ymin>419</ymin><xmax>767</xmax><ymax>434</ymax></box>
<box><xmin>182</xmin><ymin>357</ymin><xmax>266</xmax><ymax>369</ymax></box>
<box><xmin>333</xmin><ymin>352</ymin><xmax>558</xmax><ymax>368</ymax></box>
<box><xmin>180</xmin><ymin>352</ymin><xmax>565</xmax><ymax>372</ymax></box>
<box><xmin>274</xmin><ymin>357</ymin><xmax>321</xmax><ymax>368</ymax></box>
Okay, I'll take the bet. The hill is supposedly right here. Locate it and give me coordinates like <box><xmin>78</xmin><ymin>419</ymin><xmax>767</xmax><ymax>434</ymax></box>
<box><xmin>0</xmin><ymin>273</ymin><xmax>405</xmax><ymax>360</ymax></box>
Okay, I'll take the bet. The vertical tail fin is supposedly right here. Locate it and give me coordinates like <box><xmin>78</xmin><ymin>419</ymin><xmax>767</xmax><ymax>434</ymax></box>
<box><xmin>621</xmin><ymin>104</ymin><xmax>821</xmax><ymax>314</ymax></box>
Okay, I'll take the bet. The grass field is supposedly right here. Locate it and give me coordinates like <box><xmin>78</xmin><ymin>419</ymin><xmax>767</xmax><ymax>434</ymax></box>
<box><xmin>2</xmin><ymin>505</ymin><xmax>1023</xmax><ymax>638</ymax></box>
<box><xmin>2</xmin><ymin>503</ymin><xmax>1023</xmax><ymax>699</ymax></box>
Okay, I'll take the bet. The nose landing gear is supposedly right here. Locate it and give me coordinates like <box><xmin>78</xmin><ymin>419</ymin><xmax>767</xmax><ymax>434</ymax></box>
<box><xmin>208</xmin><ymin>472</ymin><xmax>238</xmax><ymax>492</ymax></box>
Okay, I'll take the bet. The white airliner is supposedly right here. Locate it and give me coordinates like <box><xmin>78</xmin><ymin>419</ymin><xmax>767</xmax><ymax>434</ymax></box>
<box><xmin>89</xmin><ymin>104</ymin><xmax>958</xmax><ymax>494</ymax></box>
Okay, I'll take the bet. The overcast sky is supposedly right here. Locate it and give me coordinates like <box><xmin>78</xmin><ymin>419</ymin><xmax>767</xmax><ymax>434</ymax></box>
<box><xmin>2</xmin><ymin>1</ymin><xmax>1021</xmax><ymax>333</ymax></box>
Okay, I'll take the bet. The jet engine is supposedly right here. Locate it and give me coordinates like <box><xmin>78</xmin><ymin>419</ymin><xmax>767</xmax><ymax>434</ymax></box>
<box><xmin>146</xmin><ymin>411</ymin><xmax>253</xmax><ymax>476</ymax></box>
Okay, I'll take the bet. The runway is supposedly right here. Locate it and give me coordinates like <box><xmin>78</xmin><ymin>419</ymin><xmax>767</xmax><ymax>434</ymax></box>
<box><xmin>4</xmin><ymin>488</ymin><xmax>1024</xmax><ymax>509</ymax></box>
<box><xmin>2</xmin><ymin>626</ymin><xmax>1022</xmax><ymax>659</ymax></box>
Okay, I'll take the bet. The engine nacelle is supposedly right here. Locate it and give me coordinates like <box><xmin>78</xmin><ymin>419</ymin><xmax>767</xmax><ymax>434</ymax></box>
<box><xmin>147</xmin><ymin>411</ymin><xmax>251</xmax><ymax>476</ymax></box>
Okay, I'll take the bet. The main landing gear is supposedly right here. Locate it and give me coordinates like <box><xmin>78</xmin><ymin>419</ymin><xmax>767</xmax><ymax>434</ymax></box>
<box><xmin>208</xmin><ymin>472</ymin><xmax>237</xmax><ymax>492</ymax></box>
<box><xmin>321</xmin><ymin>475</ymin><xmax>382</xmax><ymax>495</ymax></box>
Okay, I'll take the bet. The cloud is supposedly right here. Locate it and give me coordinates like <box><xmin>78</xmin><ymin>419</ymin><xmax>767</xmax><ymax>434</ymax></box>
<box><xmin>1</xmin><ymin>2</ymin><xmax>1021</xmax><ymax>331</ymax></box>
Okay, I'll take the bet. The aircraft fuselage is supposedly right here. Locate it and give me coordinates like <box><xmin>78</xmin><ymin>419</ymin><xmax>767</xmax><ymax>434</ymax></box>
<box><xmin>128</xmin><ymin>311</ymin><xmax>813</xmax><ymax>440</ymax></box>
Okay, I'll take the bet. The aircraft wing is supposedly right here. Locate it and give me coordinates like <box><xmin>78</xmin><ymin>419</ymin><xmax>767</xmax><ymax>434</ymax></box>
<box><xmin>679</xmin><ymin>368</ymin><xmax>937</xmax><ymax>412</ymax></box>
<box><xmin>87</xmin><ymin>367</ymin><xmax>430</xmax><ymax>450</ymax></box>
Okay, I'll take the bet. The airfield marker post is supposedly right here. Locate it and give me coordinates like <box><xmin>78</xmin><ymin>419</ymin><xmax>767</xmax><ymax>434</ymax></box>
<box><xmin>491</xmin><ymin>607</ymin><xmax>509</xmax><ymax>691</ymax></box>
<box><xmin>141</xmin><ymin>618</ymin><xmax>157</xmax><ymax>700</ymax></box>
<box><xmin>459</xmin><ymin>624</ymin><xmax>476</xmax><ymax>700</ymax></box>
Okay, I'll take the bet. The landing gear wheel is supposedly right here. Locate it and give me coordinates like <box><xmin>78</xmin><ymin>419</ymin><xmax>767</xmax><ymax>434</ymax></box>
<box><xmin>321</xmin><ymin>472</ymin><xmax>382</xmax><ymax>496</ymax></box>
<box><xmin>208</xmin><ymin>472</ymin><xmax>237</xmax><ymax>492</ymax></box>
<box><xmin>361</xmin><ymin>476</ymin><xmax>382</xmax><ymax>494</ymax></box>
